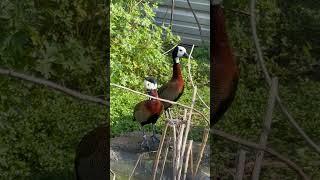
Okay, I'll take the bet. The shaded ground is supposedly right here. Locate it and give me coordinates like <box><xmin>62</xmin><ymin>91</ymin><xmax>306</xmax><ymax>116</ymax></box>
<box><xmin>110</xmin><ymin>131</ymin><xmax>210</xmax><ymax>179</ymax></box>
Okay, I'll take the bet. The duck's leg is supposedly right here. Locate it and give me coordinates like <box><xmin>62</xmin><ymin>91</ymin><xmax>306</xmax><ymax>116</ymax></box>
<box><xmin>168</xmin><ymin>108</ymin><xmax>173</xmax><ymax>120</ymax></box>
<box><xmin>140</xmin><ymin>126</ymin><xmax>150</xmax><ymax>150</ymax></box>
<box><xmin>164</xmin><ymin>110</ymin><xmax>169</xmax><ymax>119</ymax></box>
<box><xmin>151</xmin><ymin>124</ymin><xmax>160</xmax><ymax>144</ymax></box>
<box><xmin>164</xmin><ymin>108</ymin><xmax>173</xmax><ymax>120</ymax></box>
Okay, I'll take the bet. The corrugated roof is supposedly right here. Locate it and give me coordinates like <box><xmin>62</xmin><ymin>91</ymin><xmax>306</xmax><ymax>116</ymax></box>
<box><xmin>154</xmin><ymin>0</ymin><xmax>210</xmax><ymax>46</ymax></box>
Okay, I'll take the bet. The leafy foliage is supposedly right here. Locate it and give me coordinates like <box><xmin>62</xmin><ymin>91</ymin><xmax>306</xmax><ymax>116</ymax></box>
<box><xmin>0</xmin><ymin>0</ymin><xmax>107</xmax><ymax>179</ymax></box>
<box><xmin>110</xmin><ymin>0</ymin><xmax>179</xmax><ymax>88</ymax></box>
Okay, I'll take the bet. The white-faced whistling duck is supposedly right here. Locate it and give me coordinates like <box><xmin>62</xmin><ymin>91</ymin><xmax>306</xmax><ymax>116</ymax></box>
<box><xmin>211</xmin><ymin>3</ymin><xmax>240</xmax><ymax>127</ymax></box>
<box><xmin>158</xmin><ymin>46</ymin><xmax>192</xmax><ymax>117</ymax></box>
<box><xmin>133</xmin><ymin>77</ymin><xmax>164</xmax><ymax>149</ymax></box>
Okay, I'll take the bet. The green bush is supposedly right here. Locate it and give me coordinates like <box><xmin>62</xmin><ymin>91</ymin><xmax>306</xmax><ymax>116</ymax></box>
<box><xmin>0</xmin><ymin>0</ymin><xmax>107</xmax><ymax>179</ymax></box>
<box><xmin>110</xmin><ymin>0</ymin><xmax>179</xmax><ymax>88</ymax></box>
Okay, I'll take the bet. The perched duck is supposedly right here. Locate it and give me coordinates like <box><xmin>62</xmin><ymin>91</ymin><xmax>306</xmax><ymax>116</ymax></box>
<box><xmin>211</xmin><ymin>3</ymin><xmax>240</xmax><ymax>127</ymax></box>
<box><xmin>133</xmin><ymin>77</ymin><xmax>164</xmax><ymax>148</ymax></box>
<box><xmin>158</xmin><ymin>46</ymin><xmax>191</xmax><ymax>113</ymax></box>
<box><xmin>75</xmin><ymin>125</ymin><xmax>108</xmax><ymax>180</ymax></box>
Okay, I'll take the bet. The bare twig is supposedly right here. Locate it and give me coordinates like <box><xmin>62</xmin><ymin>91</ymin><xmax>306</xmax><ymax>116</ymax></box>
<box><xmin>178</xmin><ymin>86</ymin><xmax>198</xmax><ymax>178</ymax></box>
<box><xmin>227</xmin><ymin>8</ymin><xmax>250</xmax><ymax>16</ymax></box>
<box><xmin>111</xmin><ymin>83</ymin><xmax>209</xmax><ymax>124</ymax></box>
<box><xmin>211</xmin><ymin>129</ymin><xmax>310</xmax><ymax>180</ymax></box>
<box><xmin>0</xmin><ymin>68</ymin><xmax>108</xmax><ymax>106</ymax></box>
<box><xmin>176</xmin><ymin>124</ymin><xmax>185</xmax><ymax>180</ymax></box>
<box><xmin>162</xmin><ymin>44</ymin><xmax>179</xmax><ymax>55</ymax></box>
<box><xmin>250</xmin><ymin>0</ymin><xmax>320</xmax><ymax>154</ymax></box>
<box><xmin>235</xmin><ymin>149</ymin><xmax>247</xmax><ymax>180</ymax></box>
<box><xmin>129</xmin><ymin>152</ymin><xmax>155</xmax><ymax>180</ymax></box>
<box><xmin>193</xmin><ymin>128</ymin><xmax>209</xmax><ymax>179</ymax></box>
<box><xmin>252</xmin><ymin>78</ymin><xmax>278</xmax><ymax>180</ymax></box>
<box><xmin>161</xmin><ymin>0</ymin><xmax>170</xmax><ymax>27</ymax></box>
<box><xmin>172</xmin><ymin>125</ymin><xmax>177</xmax><ymax>180</ymax></box>
<box><xmin>187</xmin><ymin>45</ymin><xmax>210</xmax><ymax>109</ymax></box>
<box><xmin>110</xmin><ymin>169</ymin><xmax>116</xmax><ymax>180</ymax></box>
<box><xmin>160</xmin><ymin>137</ymin><xmax>171</xmax><ymax>180</ymax></box>
<box><xmin>190</xmin><ymin>147</ymin><xmax>194</xmax><ymax>177</ymax></box>
<box><xmin>152</xmin><ymin>123</ymin><xmax>169</xmax><ymax>180</ymax></box>
<box><xmin>186</xmin><ymin>0</ymin><xmax>204</xmax><ymax>43</ymax></box>
<box><xmin>170</xmin><ymin>0</ymin><xmax>175</xmax><ymax>28</ymax></box>
<box><xmin>183</xmin><ymin>140</ymin><xmax>193</xmax><ymax>180</ymax></box>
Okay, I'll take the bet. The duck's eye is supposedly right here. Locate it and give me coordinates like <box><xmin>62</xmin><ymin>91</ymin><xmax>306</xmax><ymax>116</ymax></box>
<box><xmin>179</xmin><ymin>49</ymin><xmax>182</xmax><ymax>51</ymax></box>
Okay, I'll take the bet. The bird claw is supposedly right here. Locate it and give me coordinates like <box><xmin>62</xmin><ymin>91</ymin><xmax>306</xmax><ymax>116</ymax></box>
<box><xmin>140</xmin><ymin>135</ymin><xmax>151</xmax><ymax>150</ymax></box>
<box><xmin>151</xmin><ymin>135</ymin><xmax>160</xmax><ymax>144</ymax></box>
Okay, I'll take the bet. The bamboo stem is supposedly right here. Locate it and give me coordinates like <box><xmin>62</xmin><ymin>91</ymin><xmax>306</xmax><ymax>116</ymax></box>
<box><xmin>176</xmin><ymin>124</ymin><xmax>186</xmax><ymax>180</ymax></box>
<box><xmin>129</xmin><ymin>153</ymin><xmax>145</xmax><ymax>180</ymax></box>
<box><xmin>235</xmin><ymin>149</ymin><xmax>247</xmax><ymax>180</ymax></box>
<box><xmin>160</xmin><ymin>137</ymin><xmax>171</xmax><ymax>180</ymax></box>
<box><xmin>183</xmin><ymin>140</ymin><xmax>193</xmax><ymax>180</ymax></box>
<box><xmin>190</xmin><ymin>147</ymin><xmax>194</xmax><ymax>177</ymax></box>
<box><xmin>110</xmin><ymin>169</ymin><xmax>116</xmax><ymax>180</ymax></box>
<box><xmin>187</xmin><ymin>45</ymin><xmax>209</xmax><ymax>109</ymax></box>
<box><xmin>178</xmin><ymin>86</ymin><xmax>198</xmax><ymax>178</ymax></box>
<box><xmin>172</xmin><ymin>125</ymin><xmax>177</xmax><ymax>180</ymax></box>
<box><xmin>152</xmin><ymin>123</ymin><xmax>169</xmax><ymax>180</ymax></box>
<box><xmin>252</xmin><ymin>78</ymin><xmax>278</xmax><ymax>180</ymax></box>
<box><xmin>193</xmin><ymin>128</ymin><xmax>209</xmax><ymax>179</ymax></box>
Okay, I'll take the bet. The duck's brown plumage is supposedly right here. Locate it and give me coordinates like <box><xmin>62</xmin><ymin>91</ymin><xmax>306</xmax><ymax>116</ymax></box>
<box><xmin>75</xmin><ymin>125</ymin><xmax>108</xmax><ymax>180</ymax></box>
<box><xmin>158</xmin><ymin>63</ymin><xmax>184</xmax><ymax>110</ymax></box>
<box><xmin>211</xmin><ymin>4</ymin><xmax>239</xmax><ymax>127</ymax></box>
<box><xmin>134</xmin><ymin>89</ymin><xmax>164</xmax><ymax>126</ymax></box>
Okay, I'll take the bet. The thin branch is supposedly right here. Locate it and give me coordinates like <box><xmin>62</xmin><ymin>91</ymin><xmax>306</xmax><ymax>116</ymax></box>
<box><xmin>178</xmin><ymin>86</ymin><xmax>197</xmax><ymax>179</ymax></box>
<box><xmin>250</xmin><ymin>0</ymin><xmax>320</xmax><ymax>154</ymax></box>
<box><xmin>0</xmin><ymin>68</ymin><xmax>108</xmax><ymax>106</ymax></box>
<box><xmin>235</xmin><ymin>149</ymin><xmax>247</xmax><ymax>180</ymax></box>
<box><xmin>190</xmin><ymin>146</ymin><xmax>194</xmax><ymax>177</ymax></box>
<box><xmin>160</xmin><ymin>137</ymin><xmax>171</xmax><ymax>180</ymax></box>
<box><xmin>211</xmin><ymin>129</ymin><xmax>310</xmax><ymax>180</ymax></box>
<box><xmin>176</xmin><ymin>124</ymin><xmax>185</xmax><ymax>180</ymax></box>
<box><xmin>252</xmin><ymin>78</ymin><xmax>278</xmax><ymax>180</ymax></box>
<box><xmin>187</xmin><ymin>45</ymin><xmax>210</xmax><ymax>109</ymax></box>
<box><xmin>172</xmin><ymin>125</ymin><xmax>177</xmax><ymax>180</ymax></box>
<box><xmin>227</xmin><ymin>8</ymin><xmax>250</xmax><ymax>16</ymax></box>
<box><xmin>193</xmin><ymin>128</ymin><xmax>209</xmax><ymax>178</ymax></box>
<box><xmin>183</xmin><ymin>140</ymin><xmax>193</xmax><ymax>180</ymax></box>
<box><xmin>152</xmin><ymin>123</ymin><xmax>169</xmax><ymax>180</ymax></box>
<box><xmin>186</xmin><ymin>0</ymin><xmax>204</xmax><ymax>43</ymax></box>
<box><xmin>250</xmin><ymin>0</ymin><xmax>271</xmax><ymax>84</ymax></box>
<box><xmin>110</xmin><ymin>83</ymin><xmax>209</xmax><ymax>124</ymax></box>
<box><xmin>170</xmin><ymin>0</ymin><xmax>175</xmax><ymax>28</ymax></box>
<box><xmin>161</xmin><ymin>0</ymin><xmax>170</xmax><ymax>27</ymax></box>
<box><xmin>162</xmin><ymin>44</ymin><xmax>179</xmax><ymax>55</ymax></box>
<box><xmin>110</xmin><ymin>169</ymin><xmax>116</xmax><ymax>180</ymax></box>
<box><xmin>129</xmin><ymin>152</ymin><xmax>149</xmax><ymax>180</ymax></box>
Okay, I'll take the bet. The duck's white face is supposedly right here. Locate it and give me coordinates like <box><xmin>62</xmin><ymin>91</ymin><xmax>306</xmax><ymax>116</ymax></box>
<box><xmin>176</xmin><ymin>46</ymin><xmax>187</xmax><ymax>58</ymax></box>
<box><xmin>144</xmin><ymin>80</ymin><xmax>157</xmax><ymax>90</ymax></box>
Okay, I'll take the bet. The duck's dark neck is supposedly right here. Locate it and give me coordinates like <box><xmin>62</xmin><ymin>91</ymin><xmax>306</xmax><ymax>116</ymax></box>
<box><xmin>172</xmin><ymin>63</ymin><xmax>183</xmax><ymax>80</ymax></box>
<box><xmin>212</xmin><ymin>5</ymin><xmax>229</xmax><ymax>44</ymax></box>
<box><xmin>148</xmin><ymin>89</ymin><xmax>159</xmax><ymax>100</ymax></box>
<box><xmin>212</xmin><ymin>4</ymin><xmax>235</xmax><ymax>66</ymax></box>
